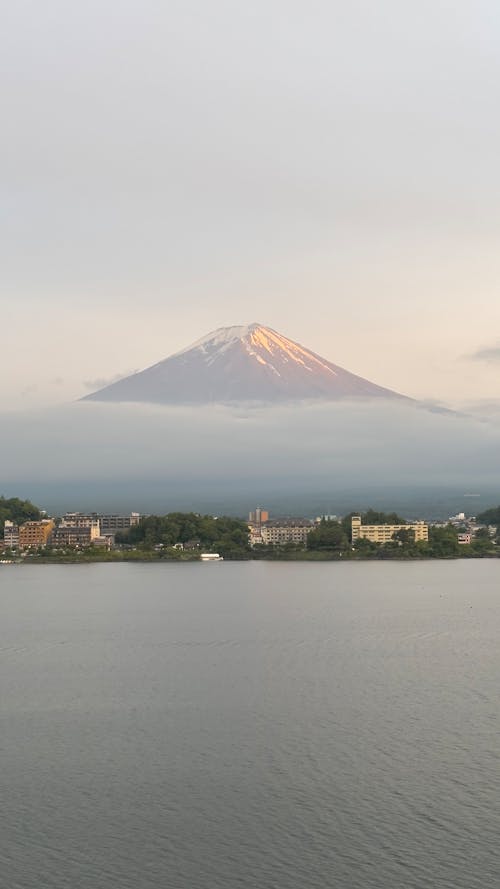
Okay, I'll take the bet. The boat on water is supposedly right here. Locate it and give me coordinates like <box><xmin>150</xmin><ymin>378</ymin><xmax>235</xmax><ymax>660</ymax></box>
<box><xmin>200</xmin><ymin>553</ymin><xmax>224</xmax><ymax>561</ymax></box>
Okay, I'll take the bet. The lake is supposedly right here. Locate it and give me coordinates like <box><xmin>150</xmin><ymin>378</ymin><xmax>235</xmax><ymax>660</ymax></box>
<box><xmin>1</xmin><ymin>561</ymin><xmax>499</xmax><ymax>888</ymax></box>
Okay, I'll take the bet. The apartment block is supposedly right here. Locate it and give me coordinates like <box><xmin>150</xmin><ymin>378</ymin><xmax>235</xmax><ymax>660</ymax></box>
<box><xmin>4</xmin><ymin>520</ymin><xmax>20</xmax><ymax>549</ymax></box>
<box><xmin>351</xmin><ymin>516</ymin><xmax>428</xmax><ymax>543</ymax></box>
<box><xmin>18</xmin><ymin>519</ymin><xmax>54</xmax><ymax>548</ymax></box>
<box><xmin>60</xmin><ymin>513</ymin><xmax>96</xmax><ymax>528</ymax></box>
<box><xmin>259</xmin><ymin>519</ymin><xmax>313</xmax><ymax>546</ymax></box>
<box><xmin>99</xmin><ymin>513</ymin><xmax>141</xmax><ymax>535</ymax></box>
<box><xmin>52</xmin><ymin>525</ymin><xmax>93</xmax><ymax>547</ymax></box>
<box><xmin>248</xmin><ymin>508</ymin><xmax>269</xmax><ymax>525</ymax></box>
<box><xmin>60</xmin><ymin>512</ymin><xmax>141</xmax><ymax>537</ymax></box>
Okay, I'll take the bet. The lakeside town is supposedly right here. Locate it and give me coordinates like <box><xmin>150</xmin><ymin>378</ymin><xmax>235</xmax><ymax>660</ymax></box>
<box><xmin>1</xmin><ymin>496</ymin><xmax>499</xmax><ymax>563</ymax></box>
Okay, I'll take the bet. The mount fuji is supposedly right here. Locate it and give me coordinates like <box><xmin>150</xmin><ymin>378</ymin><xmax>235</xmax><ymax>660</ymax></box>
<box><xmin>82</xmin><ymin>323</ymin><xmax>411</xmax><ymax>405</ymax></box>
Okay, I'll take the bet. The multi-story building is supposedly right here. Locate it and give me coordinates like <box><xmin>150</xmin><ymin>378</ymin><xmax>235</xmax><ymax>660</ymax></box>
<box><xmin>60</xmin><ymin>512</ymin><xmax>141</xmax><ymax>538</ymax></box>
<box><xmin>98</xmin><ymin>513</ymin><xmax>141</xmax><ymax>536</ymax></box>
<box><xmin>60</xmin><ymin>513</ymin><xmax>96</xmax><ymax>528</ymax></box>
<box><xmin>351</xmin><ymin>516</ymin><xmax>428</xmax><ymax>544</ymax></box>
<box><xmin>60</xmin><ymin>514</ymin><xmax>101</xmax><ymax>537</ymax></box>
<box><xmin>248</xmin><ymin>507</ymin><xmax>270</xmax><ymax>544</ymax></box>
<box><xmin>4</xmin><ymin>520</ymin><xmax>20</xmax><ymax>549</ymax></box>
<box><xmin>248</xmin><ymin>507</ymin><xmax>269</xmax><ymax>525</ymax></box>
<box><xmin>259</xmin><ymin>519</ymin><xmax>313</xmax><ymax>546</ymax></box>
<box><xmin>53</xmin><ymin>524</ymin><xmax>106</xmax><ymax>547</ymax></box>
<box><xmin>18</xmin><ymin>519</ymin><xmax>54</xmax><ymax>549</ymax></box>
<box><xmin>249</xmin><ymin>525</ymin><xmax>264</xmax><ymax>546</ymax></box>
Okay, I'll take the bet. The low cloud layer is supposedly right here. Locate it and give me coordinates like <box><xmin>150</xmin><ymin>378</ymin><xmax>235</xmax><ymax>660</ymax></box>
<box><xmin>82</xmin><ymin>370</ymin><xmax>139</xmax><ymax>391</ymax></box>
<box><xmin>1</xmin><ymin>400</ymin><xmax>500</xmax><ymax>514</ymax></box>
<box><xmin>469</xmin><ymin>345</ymin><xmax>500</xmax><ymax>363</ymax></box>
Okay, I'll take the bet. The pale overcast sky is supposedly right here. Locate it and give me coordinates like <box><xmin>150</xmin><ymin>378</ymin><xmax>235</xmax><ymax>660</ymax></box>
<box><xmin>2</xmin><ymin>0</ymin><xmax>500</xmax><ymax>408</ymax></box>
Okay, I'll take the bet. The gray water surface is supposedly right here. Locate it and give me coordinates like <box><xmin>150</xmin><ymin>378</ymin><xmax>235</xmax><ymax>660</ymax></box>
<box><xmin>1</xmin><ymin>561</ymin><xmax>499</xmax><ymax>888</ymax></box>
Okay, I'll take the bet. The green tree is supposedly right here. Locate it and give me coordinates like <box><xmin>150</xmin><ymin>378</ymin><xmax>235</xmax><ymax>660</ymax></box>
<box><xmin>116</xmin><ymin>512</ymin><xmax>250</xmax><ymax>558</ymax></box>
<box><xmin>392</xmin><ymin>527</ymin><xmax>415</xmax><ymax>545</ymax></box>
<box><xmin>477</xmin><ymin>506</ymin><xmax>500</xmax><ymax>526</ymax></box>
<box><xmin>470</xmin><ymin>527</ymin><xmax>495</xmax><ymax>555</ymax></box>
<box><xmin>307</xmin><ymin>520</ymin><xmax>348</xmax><ymax>551</ymax></box>
<box><xmin>352</xmin><ymin>536</ymin><xmax>378</xmax><ymax>556</ymax></box>
<box><xmin>0</xmin><ymin>496</ymin><xmax>41</xmax><ymax>537</ymax></box>
<box><xmin>427</xmin><ymin>524</ymin><xmax>460</xmax><ymax>557</ymax></box>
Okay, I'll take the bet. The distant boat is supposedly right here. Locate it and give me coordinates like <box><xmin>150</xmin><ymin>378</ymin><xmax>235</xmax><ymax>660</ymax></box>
<box><xmin>200</xmin><ymin>553</ymin><xmax>224</xmax><ymax>561</ymax></box>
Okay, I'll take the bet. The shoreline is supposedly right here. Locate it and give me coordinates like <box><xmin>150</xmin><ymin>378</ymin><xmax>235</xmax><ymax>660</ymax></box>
<box><xmin>5</xmin><ymin>552</ymin><xmax>500</xmax><ymax>566</ymax></box>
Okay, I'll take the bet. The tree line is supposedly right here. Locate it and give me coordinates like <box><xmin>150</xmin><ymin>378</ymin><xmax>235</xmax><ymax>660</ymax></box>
<box><xmin>0</xmin><ymin>496</ymin><xmax>41</xmax><ymax>537</ymax></box>
<box><xmin>477</xmin><ymin>505</ymin><xmax>500</xmax><ymax>526</ymax></box>
<box><xmin>116</xmin><ymin>512</ymin><xmax>250</xmax><ymax>558</ymax></box>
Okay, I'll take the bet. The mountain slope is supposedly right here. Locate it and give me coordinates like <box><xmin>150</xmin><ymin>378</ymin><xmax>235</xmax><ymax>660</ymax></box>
<box><xmin>82</xmin><ymin>323</ymin><xmax>410</xmax><ymax>405</ymax></box>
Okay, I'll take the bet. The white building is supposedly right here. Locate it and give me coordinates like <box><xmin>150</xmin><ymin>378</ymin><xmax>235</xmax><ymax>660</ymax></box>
<box><xmin>4</xmin><ymin>520</ymin><xmax>19</xmax><ymax>549</ymax></box>
<box><xmin>259</xmin><ymin>520</ymin><xmax>313</xmax><ymax>546</ymax></box>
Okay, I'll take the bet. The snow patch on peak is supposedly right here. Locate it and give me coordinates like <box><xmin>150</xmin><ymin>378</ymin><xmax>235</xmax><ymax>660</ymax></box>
<box><xmin>171</xmin><ymin>323</ymin><xmax>339</xmax><ymax>381</ymax></box>
<box><xmin>173</xmin><ymin>323</ymin><xmax>262</xmax><ymax>358</ymax></box>
<box><xmin>244</xmin><ymin>326</ymin><xmax>338</xmax><ymax>376</ymax></box>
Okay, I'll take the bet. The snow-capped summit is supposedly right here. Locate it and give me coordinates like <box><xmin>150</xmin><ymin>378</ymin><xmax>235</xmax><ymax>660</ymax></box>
<box><xmin>173</xmin><ymin>323</ymin><xmax>262</xmax><ymax>358</ymax></box>
<box><xmin>82</xmin><ymin>323</ymin><xmax>409</xmax><ymax>405</ymax></box>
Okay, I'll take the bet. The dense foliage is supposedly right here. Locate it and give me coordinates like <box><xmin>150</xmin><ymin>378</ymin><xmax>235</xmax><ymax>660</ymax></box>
<box><xmin>0</xmin><ymin>496</ymin><xmax>41</xmax><ymax>537</ymax></box>
<box><xmin>307</xmin><ymin>520</ymin><xmax>348</xmax><ymax>551</ymax></box>
<box><xmin>365</xmin><ymin>524</ymin><xmax>495</xmax><ymax>559</ymax></box>
<box><xmin>305</xmin><ymin>519</ymin><xmax>497</xmax><ymax>559</ymax></box>
<box><xmin>116</xmin><ymin>512</ymin><xmax>250</xmax><ymax>558</ymax></box>
<box><xmin>477</xmin><ymin>506</ymin><xmax>500</xmax><ymax>526</ymax></box>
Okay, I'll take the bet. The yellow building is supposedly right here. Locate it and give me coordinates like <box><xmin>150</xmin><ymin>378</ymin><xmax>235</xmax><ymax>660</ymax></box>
<box><xmin>18</xmin><ymin>519</ymin><xmax>54</xmax><ymax>549</ymax></box>
<box><xmin>351</xmin><ymin>515</ymin><xmax>428</xmax><ymax>544</ymax></box>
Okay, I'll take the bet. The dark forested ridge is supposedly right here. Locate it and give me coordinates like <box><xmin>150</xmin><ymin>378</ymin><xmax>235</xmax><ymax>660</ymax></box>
<box><xmin>477</xmin><ymin>505</ymin><xmax>500</xmax><ymax>526</ymax></box>
<box><xmin>0</xmin><ymin>496</ymin><xmax>41</xmax><ymax>536</ymax></box>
